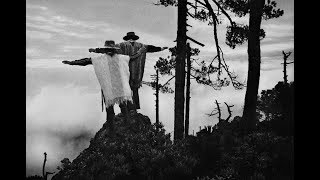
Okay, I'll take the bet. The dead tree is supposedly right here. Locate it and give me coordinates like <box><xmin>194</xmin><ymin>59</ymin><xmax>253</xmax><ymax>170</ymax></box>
<box><xmin>216</xmin><ymin>100</ymin><xmax>221</xmax><ymax>121</ymax></box>
<box><xmin>150</xmin><ymin>70</ymin><xmax>160</xmax><ymax>129</ymax></box>
<box><xmin>142</xmin><ymin>70</ymin><xmax>174</xmax><ymax>131</ymax></box>
<box><xmin>42</xmin><ymin>152</ymin><xmax>54</xmax><ymax>180</ymax></box>
<box><xmin>42</xmin><ymin>152</ymin><xmax>46</xmax><ymax>179</ymax></box>
<box><xmin>224</xmin><ymin>102</ymin><xmax>234</xmax><ymax>122</ymax></box>
<box><xmin>156</xmin><ymin>69</ymin><xmax>159</xmax><ymax>129</ymax></box>
<box><xmin>207</xmin><ymin>100</ymin><xmax>222</xmax><ymax>122</ymax></box>
<box><xmin>207</xmin><ymin>100</ymin><xmax>234</xmax><ymax>122</ymax></box>
<box><xmin>281</xmin><ymin>51</ymin><xmax>293</xmax><ymax>85</ymax></box>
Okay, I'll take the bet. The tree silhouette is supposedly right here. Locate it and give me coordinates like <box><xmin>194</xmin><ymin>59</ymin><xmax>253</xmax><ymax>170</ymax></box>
<box><xmin>173</xmin><ymin>0</ymin><xmax>187</xmax><ymax>141</ymax></box>
<box><xmin>257</xmin><ymin>81</ymin><xmax>294</xmax><ymax>136</ymax></box>
<box><xmin>27</xmin><ymin>152</ymin><xmax>55</xmax><ymax>180</ymax></box>
<box><xmin>224</xmin><ymin>102</ymin><xmax>234</xmax><ymax>122</ymax></box>
<box><xmin>281</xmin><ymin>51</ymin><xmax>293</xmax><ymax>85</ymax></box>
<box><xmin>42</xmin><ymin>152</ymin><xmax>54</xmax><ymax>180</ymax></box>
<box><xmin>155</xmin><ymin>43</ymin><xmax>243</xmax><ymax>141</ymax></box>
<box><xmin>142</xmin><ymin>69</ymin><xmax>174</xmax><ymax>131</ymax></box>
<box><xmin>207</xmin><ymin>100</ymin><xmax>234</xmax><ymax>122</ymax></box>
<box><xmin>207</xmin><ymin>100</ymin><xmax>222</xmax><ymax>121</ymax></box>
<box><xmin>185</xmin><ymin>43</ymin><xmax>191</xmax><ymax>136</ymax></box>
<box><xmin>155</xmin><ymin>0</ymin><xmax>247</xmax><ymax>89</ymax></box>
<box><xmin>156</xmin><ymin>0</ymin><xmax>283</xmax><ymax>135</ymax></box>
<box><xmin>155</xmin><ymin>0</ymin><xmax>288</xmax><ymax>140</ymax></box>
<box><xmin>215</xmin><ymin>0</ymin><xmax>284</xmax><ymax>134</ymax></box>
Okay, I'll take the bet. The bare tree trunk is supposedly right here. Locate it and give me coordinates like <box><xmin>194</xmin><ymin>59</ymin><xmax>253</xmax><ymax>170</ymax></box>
<box><xmin>156</xmin><ymin>69</ymin><xmax>159</xmax><ymax>131</ymax></box>
<box><xmin>174</xmin><ymin>0</ymin><xmax>187</xmax><ymax>142</ymax></box>
<box><xmin>281</xmin><ymin>51</ymin><xmax>293</xmax><ymax>136</ymax></box>
<box><xmin>43</xmin><ymin>152</ymin><xmax>47</xmax><ymax>180</ymax></box>
<box><xmin>282</xmin><ymin>51</ymin><xmax>292</xmax><ymax>85</ymax></box>
<box><xmin>185</xmin><ymin>43</ymin><xmax>191</xmax><ymax>137</ymax></box>
<box><xmin>242</xmin><ymin>0</ymin><xmax>265</xmax><ymax>134</ymax></box>
<box><xmin>283</xmin><ymin>54</ymin><xmax>288</xmax><ymax>85</ymax></box>
<box><xmin>215</xmin><ymin>100</ymin><xmax>221</xmax><ymax>122</ymax></box>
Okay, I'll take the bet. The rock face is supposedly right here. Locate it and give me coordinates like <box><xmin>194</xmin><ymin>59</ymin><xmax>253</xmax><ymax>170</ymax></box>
<box><xmin>51</xmin><ymin>112</ymin><xmax>197</xmax><ymax>180</ymax></box>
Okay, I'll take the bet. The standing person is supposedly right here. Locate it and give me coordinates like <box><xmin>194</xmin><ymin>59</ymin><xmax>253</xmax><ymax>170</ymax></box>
<box><xmin>62</xmin><ymin>40</ymin><xmax>137</xmax><ymax>130</ymax></box>
<box><xmin>117</xmin><ymin>32</ymin><xmax>168</xmax><ymax>112</ymax></box>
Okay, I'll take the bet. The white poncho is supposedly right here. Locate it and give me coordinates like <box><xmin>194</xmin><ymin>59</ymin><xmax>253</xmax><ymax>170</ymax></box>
<box><xmin>91</xmin><ymin>54</ymin><xmax>132</xmax><ymax>108</ymax></box>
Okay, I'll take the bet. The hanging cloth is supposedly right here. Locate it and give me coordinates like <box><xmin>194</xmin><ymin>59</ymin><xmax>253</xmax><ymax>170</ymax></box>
<box><xmin>91</xmin><ymin>54</ymin><xmax>133</xmax><ymax>109</ymax></box>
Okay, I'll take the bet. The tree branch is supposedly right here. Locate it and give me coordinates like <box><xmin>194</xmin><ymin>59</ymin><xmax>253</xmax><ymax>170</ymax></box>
<box><xmin>209</xmin><ymin>55</ymin><xmax>218</xmax><ymax>67</ymax></box>
<box><xmin>215</xmin><ymin>100</ymin><xmax>221</xmax><ymax>121</ymax></box>
<box><xmin>203</xmin><ymin>0</ymin><xmax>222</xmax><ymax>76</ymax></box>
<box><xmin>187</xmin><ymin>2</ymin><xmax>196</xmax><ymax>9</ymax></box>
<box><xmin>186</xmin><ymin>22</ymin><xmax>193</xmax><ymax>27</ymax></box>
<box><xmin>282</xmin><ymin>51</ymin><xmax>292</xmax><ymax>59</ymax></box>
<box><xmin>224</xmin><ymin>102</ymin><xmax>234</xmax><ymax>122</ymax></box>
<box><xmin>187</xmin><ymin>36</ymin><xmax>205</xmax><ymax>47</ymax></box>
<box><xmin>195</xmin><ymin>0</ymin><xmax>207</xmax><ymax>7</ymax></box>
<box><xmin>162</xmin><ymin>75</ymin><xmax>175</xmax><ymax>87</ymax></box>
<box><xmin>219</xmin><ymin>46</ymin><xmax>245</xmax><ymax>89</ymax></box>
<box><xmin>192</xmin><ymin>59</ymin><xmax>202</xmax><ymax>66</ymax></box>
<box><xmin>210</xmin><ymin>0</ymin><xmax>235</xmax><ymax>26</ymax></box>
<box><xmin>207</xmin><ymin>111</ymin><xmax>219</xmax><ymax>116</ymax></box>
<box><xmin>190</xmin><ymin>73</ymin><xmax>198</xmax><ymax>79</ymax></box>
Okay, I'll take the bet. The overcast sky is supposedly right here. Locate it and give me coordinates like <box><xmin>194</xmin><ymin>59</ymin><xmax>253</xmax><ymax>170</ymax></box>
<box><xmin>26</xmin><ymin>0</ymin><xmax>294</xmax><ymax>177</ymax></box>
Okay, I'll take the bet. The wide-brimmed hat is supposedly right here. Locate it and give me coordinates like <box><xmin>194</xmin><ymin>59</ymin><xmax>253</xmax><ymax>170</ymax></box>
<box><xmin>104</xmin><ymin>40</ymin><xmax>120</xmax><ymax>50</ymax></box>
<box><xmin>123</xmin><ymin>32</ymin><xmax>139</xmax><ymax>41</ymax></box>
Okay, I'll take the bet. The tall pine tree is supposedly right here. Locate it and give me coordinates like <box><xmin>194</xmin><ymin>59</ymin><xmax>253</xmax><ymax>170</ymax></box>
<box><xmin>219</xmin><ymin>0</ymin><xmax>283</xmax><ymax>134</ymax></box>
<box><xmin>155</xmin><ymin>0</ymin><xmax>246</xmax><ymax>141</ymax></box>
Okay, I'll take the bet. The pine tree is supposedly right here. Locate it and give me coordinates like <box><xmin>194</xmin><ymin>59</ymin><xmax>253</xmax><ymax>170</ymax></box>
<box><xmin>155</xmin><ymin>0</ymin><xmax>245</xmax><ymax>141</ymax></box>
<box><xmin>218</xmin><ymin>0</ymin><xmax>283</xmax><ymax>134</ymax></box>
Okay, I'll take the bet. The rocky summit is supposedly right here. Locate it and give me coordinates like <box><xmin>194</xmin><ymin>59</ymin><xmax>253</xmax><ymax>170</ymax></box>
<box><xmin>52</xmin><ymin>112</ymin><xmax>153</xmax><ymax>180</ymax></box>
<box><xmin>51</xmin><ymin>112</ymin><xmax>196</xmax><ymax>180</ymax></box>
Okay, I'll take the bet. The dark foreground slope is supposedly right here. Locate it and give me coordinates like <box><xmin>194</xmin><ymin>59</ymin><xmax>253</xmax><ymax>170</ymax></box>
<box><xmin>52</xmin><ymin>112</ymin><xmax>198</xmax><ymax>180</ymax></box>
<box><xmin>51</xmin><ymin>104</ymin><xmax>294</xmax><ymax>180</ymax></box>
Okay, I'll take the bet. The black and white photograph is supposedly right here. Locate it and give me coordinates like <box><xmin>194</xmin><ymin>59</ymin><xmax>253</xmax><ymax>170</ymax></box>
<box><xmin>26</xmin><ymin>0</ymin><xmax>294</xmax><ymax>179</ymax></box>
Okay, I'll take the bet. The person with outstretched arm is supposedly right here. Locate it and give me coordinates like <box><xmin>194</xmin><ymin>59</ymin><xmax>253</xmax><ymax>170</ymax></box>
<box><xmin>64</xmin><ymin>32</ymin><xmax>168</xmax><ymax>114</ymax></box>
<box><xmin>114</xmin><ymin>31</ymin><xmax>168</xmax><ymax>112</ymax></box>
<box><xmin>62</xmin><ymin>40</ymin><xmax>142</xmax><ymax>130</ymax></box>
